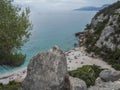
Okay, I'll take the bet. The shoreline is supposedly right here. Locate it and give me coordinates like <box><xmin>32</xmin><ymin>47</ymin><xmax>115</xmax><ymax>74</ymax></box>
<box><xmin>0</xmin><ymin>47</ymin><xmax>114</xmax><ymax>85</ymax></box>
<box><xmin>0</xmin><ymin>67</ymin><xmax>27</xmax><ymax>84</ymax></box>
<box><xmin>66</xmin><ymin>47</ymin><xmax>114</xmax><ymax>71</ymax></box>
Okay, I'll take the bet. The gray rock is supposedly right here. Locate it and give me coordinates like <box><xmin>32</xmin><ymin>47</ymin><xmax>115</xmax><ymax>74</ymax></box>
<box><xmin>69</xmin><ymin>76</ymin><xmax>87</xmax><ymax>90</ymax></box>
<box><xmin>96</xmin><ymin>14</ymin><xmax>120</xmax><ymax>51</ymax></box>
<box><xmin>95</xmin><ymin>77</ymin><xmax>104</xmax><ymax>85</ymax></box>
<box><xmin>21</xmin><ymin>46</ymin><xmax>69</xmax><ymax>90</ymax></box>
<box><xmin>89</xmin><ymin>78</ymin><xmax>120</xmax><ymax>90</ymax></box>
<box><xmin>99</xmin><ymin>69</ymin><xmax>120</xmax><ymax>82</ymax></box>
<box><xmin>91</xmin><ymin>14</ymin><xmax>108</xmax><ymax>29</ymax></box>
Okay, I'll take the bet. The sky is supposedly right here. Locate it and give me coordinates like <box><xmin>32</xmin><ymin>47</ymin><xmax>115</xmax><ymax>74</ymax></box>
<box><xmin>14</xmin><ymin>0</ymin><xmax>118</xmax><ymax>11</ymax></box>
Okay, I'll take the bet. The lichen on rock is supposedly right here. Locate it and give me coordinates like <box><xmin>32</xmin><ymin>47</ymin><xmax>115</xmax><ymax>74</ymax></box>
<box><xmin>20</xmin><ymin>46</ymin><xmax>68</xmax><ymax>90</ymax></box>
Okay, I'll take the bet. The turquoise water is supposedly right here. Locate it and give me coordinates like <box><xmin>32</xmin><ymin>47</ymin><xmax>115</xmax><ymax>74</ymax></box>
<box><xmin>0</xmin><ymin>8</ymin><xmax>96</xmax><ymax>74</ymax></box>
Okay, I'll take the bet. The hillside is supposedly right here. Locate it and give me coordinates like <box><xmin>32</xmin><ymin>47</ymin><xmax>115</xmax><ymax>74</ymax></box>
<box><xmin>74</xmin><ymin>4</ymin><xmax>109</xmax><ymax>11</ymax></box>
<box><xmin>77</xmin><ymin>1</ymin><xmax>120</xmax><ymax>70</ymax></box>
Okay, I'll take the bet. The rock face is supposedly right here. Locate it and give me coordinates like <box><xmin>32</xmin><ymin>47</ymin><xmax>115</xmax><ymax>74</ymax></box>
<box><xmin>21</xmin><ymin>46</ymin><xmax>68</xmax><ymax>90</ymax></box>
<box><xmin>80</xmin><ymin>1</ymin><xmax>120</xmax><ymax>51</ymax></box>
<box><xmin>96</xmin><ymin>14</ymin><xmax>120</xmax><ymax>50</ymax></box>
<box><xmin>69</xmin><ymin>76</ymin><xmax>87</xmax><ymax>90</ymax></box>
<box><xmin>99</xmin><ymin>69</ymin><xmax>120</xmax><ymax>82</ymax></box>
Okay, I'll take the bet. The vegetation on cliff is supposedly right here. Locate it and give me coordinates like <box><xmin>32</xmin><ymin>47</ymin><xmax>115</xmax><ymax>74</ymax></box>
<box><xmin>81</xmin><ymin>1</ymin><xmax>120</xmax><ymax>70</ymax></box>
<box><xmin>69</xmin><ymin>65</ymin><xmax>102</xmax><ymax>87</ymax></box>
<box><xmin>0</xmin><ymin>0</ymin><xmax>32</xmax><ymax>66</ymax></box>
<box><xmin>95</xmin><ymin>1</ymin><xmax>120</xmax><ymax>17</ymax></box>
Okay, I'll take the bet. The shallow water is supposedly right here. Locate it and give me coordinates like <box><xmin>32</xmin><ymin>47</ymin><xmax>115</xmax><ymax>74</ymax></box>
<box><xmin>0</xmin><ymin>8</ymin><xmax>96</xmax><ymax>75</ymax></box>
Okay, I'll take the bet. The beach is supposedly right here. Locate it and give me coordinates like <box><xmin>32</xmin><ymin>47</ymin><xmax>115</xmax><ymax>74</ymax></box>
<box><xmin>0</xmin><ymin>67</ymin><xmax>27</xmax><ymax>84</ymax></box>
<box><xmin>65</xmin><ymin>47</ymin><xmax>114</xmax><ymax>71</ymax></box>
<box><xmin>0</xmin><ymin>47</ymin><xmax>114</xmax><ymax>84</ymax></box>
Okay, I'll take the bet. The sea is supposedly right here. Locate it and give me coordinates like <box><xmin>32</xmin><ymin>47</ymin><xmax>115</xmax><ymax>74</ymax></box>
<box><xmin>0</xmin><ymin>6</ymin><xmax>97</xmax><ymax>75</ymax></box>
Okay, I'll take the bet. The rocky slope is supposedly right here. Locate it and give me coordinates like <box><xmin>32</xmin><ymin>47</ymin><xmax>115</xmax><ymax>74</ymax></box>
<box><xmin>20</xmin><ymin>46</ymin><xmax>87</xmax><ymax>90</ymax></box>
<box><xmin>85</xmin><ymin>1</ymin><xmax>120</xmax><ymax>50</ymax></box>
<box><xmin>77</xmin><ymin>1</ymin><xmax>120</xmax><ymax>70</ymax></box>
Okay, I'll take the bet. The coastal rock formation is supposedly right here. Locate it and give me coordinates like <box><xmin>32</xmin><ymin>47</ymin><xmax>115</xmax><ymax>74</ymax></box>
<box><xmin>88</xmin><ymin>2</ymin><xmax>120</xmax><ymax>50</ymax></box>
<box><xmin>69</xmin><ymin>76</ymin><xmax>87</xmax><ymax>90</ymax></box>
<box><xmin>96</xmin><ymin>14</ymin><xmax>120</xmax><ymax>50</ymax></box>
<box><xmin>76</xmin><ymin>1</ymin><xmax>120</xmax><ymax>71</ymax></box>
<box><xmin>20</xmin><ymin>46</ymin><xmax>87</xmax><ymax>90</ymax></box>
<box><xmin>77</xmin><ymin>1</ymin><xmax>120</xmax><ymax>51</ymax></box>
<box><xmin>99</xmin><ymin>69</ymin><xmax>120</xmax><ymax>82</ymax></box>
<box><xmin>89</xmin><ymin>81</ymin><xmax>120</xmax><ymax>90</ymax></box>
<box><xmin>20</xmin><ymin>46</ymin><xmax>68</xmax><ymax>90</ymax></box>
<box><xmin>89</xmin><ymin>77</ymin><xmax>120</xmax><ymax>90</ymax></box>
<box><xmin>88</xmin><ymin>69</ymin><xmax>120</xmax><ymax>90</ymax></box>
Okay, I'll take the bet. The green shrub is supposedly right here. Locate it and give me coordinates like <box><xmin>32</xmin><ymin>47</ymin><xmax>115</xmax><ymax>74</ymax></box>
<box><xmin>112</xmin><ymin>64</ymin><xmax>120</xmax><ymax>70</ymax></box>
<box><xmin>69</xmin><ymin>65</ymin><xmax>102</xmax><ymax>87</ymax></box>
<box><xmin>7</xmin><ymin>53</ymin><xmax>26</xmax><ymax>66</ymax></box>
<box><xmin>0</xmin><ymin>81</ymin><xmax>21</xmax><ymax>90</ymax></box>
<box><xmin>0</xmin><ymin>53</ymin><xmax>26</xmax><ymax>67</ymax></box>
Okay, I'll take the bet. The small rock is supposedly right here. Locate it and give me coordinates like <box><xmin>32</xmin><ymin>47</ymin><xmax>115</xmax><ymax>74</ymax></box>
<box><xmin>95</xmin><ymin>77</ymin><xmax>104</xmax><ymax>85</ymax></box>
<box><xmin>88</xmin><ymin>80</ymin><xmax>120</xmax><ymax>90</ymax></box>
<box><xmin>99</xmin><ymin>69</ymin><xmax>120</xmax><ymax>82</ymax></box>
<box><xmin>69</xmin><ymin>76</ymin><xmax>87</xmax><ymax>90</ymax></box>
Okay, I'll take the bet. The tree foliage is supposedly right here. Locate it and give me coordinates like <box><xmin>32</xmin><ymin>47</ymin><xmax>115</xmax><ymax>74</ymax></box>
<box><xmin>0</xmin><ymin>81</ymin><xmax>21</xmax><ymax>90</ymax></box>
<box><xmin>0</xmin><ymin>0</ymin><xmax>32</xmax><ymax>66</ymax></box>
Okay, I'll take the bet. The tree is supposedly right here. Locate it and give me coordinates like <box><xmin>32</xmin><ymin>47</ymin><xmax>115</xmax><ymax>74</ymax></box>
<box><xmin>0</xmin><ymin>0</ymin><xmax>32</xmax><ymax>66</ymax></box>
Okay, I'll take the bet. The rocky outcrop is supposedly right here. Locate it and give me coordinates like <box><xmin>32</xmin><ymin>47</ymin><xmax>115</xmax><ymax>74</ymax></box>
<box><xmin>89</xmin><ymin>77</ymin><xmax>120</xmax><ymax>90</ymax></box>
<box><xmin>96</xmin><ymin>14</ymin><xmax>120</xmax><ymax>50</ymax></box>
<box><xmin>69</xmin><ymin>76</ymin><xmax>87</xmax><ymax>90</ymax></box>
<box><xmin>90</xmin><ymin>10</ymin><xmax>120</xmax><ymax>50</ymax></box>
<box><xmin>99</xmin><ymin>69</ymin><xmax>120</xmax><ymax>82</ymax></box>
<box><xmin>88</xmin><ymin>69</ymin><xmax>120</xmax><ymax>90</ymax></box>
<box><xmin>76</xmin><ymin>1</ymin><xmax>120</xmax><ymax>73</ymax></box>
<box><xmin>20</xmin><ymin>46</ymin><xmax>87</xmax><ymax>90</ymax></box>
<box><xmin>20</xmin><ymin>46</ymin><xmax>68</xmax><ymax>90</ymax></box>
<box><xmin>78</xmin><ymin>1</ymin><xmax>120</xmax><ymax>51</ymax></box>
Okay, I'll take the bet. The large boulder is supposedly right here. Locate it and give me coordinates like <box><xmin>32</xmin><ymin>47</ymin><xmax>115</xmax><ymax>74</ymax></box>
<box><xmin>20</xmin><ymin>46</ymin><xmax>69</xmax><ymax>90</ymax></box>
<box><xmin>69</xmin><ymin>76</ymin><xmax>87</xmax><ymax>90</ymax></box>
<box><xmin>99</xmin><ymin>69</ymin><xmax>120</xmax><ymax>82</ymax></box>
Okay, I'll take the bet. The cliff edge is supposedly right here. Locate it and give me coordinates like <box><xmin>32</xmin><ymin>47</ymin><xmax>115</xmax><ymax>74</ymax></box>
<box><xmin>77</xmin><ymin>1</ymin><xmax>120</xmax><ymax>70</ymax></box>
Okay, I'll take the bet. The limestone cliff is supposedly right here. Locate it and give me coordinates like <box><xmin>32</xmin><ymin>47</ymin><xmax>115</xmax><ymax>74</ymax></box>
<box><xmin>84</xmin><ymin>1</ymin><xmax>120</xmax><ymax>51</ymax></box>
<box><xmin>77</xmin><ymin>1</ymin><xmax>120</xmax><ymax>70</ymax></box>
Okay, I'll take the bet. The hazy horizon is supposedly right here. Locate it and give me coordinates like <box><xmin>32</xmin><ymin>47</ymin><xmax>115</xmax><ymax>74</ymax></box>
<box><xmin>14</xmin><ymin>0</ymin><xmax>117</xmax><ymax>12</ymax></box>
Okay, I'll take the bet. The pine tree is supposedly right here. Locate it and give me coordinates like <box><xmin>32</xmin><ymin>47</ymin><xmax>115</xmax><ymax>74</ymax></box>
<box><xmin>0</xmin><ymin>0</ymin><xmax>32</xmax><ymax>66</ymax></box>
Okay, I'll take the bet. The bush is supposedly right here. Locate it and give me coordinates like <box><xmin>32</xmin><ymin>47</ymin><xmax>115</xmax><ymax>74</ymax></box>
<box><xmin>69</xmin><ymin>65</ymin><xmax>102</xmax><ymax>87</ymax></box>
<box><xmin>0</xmin><ymin>81</ymin><xmax>21</xmax><ymax>90</ymax></box>
<box><xmin>7</xmin><ymin>53</ymin><xmax>26</xmax><ymax>66</ymax></box>
<box><xmin>112</xmin><ymin>64</ymin><xmax>120</xmax><ymax>70</ymax></box>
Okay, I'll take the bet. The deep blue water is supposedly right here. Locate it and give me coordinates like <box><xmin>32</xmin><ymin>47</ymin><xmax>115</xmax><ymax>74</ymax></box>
<box><xmin>0</xmin><ymin>9</ymin><xmax>96</xmax><ymax>75</ymax></box>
